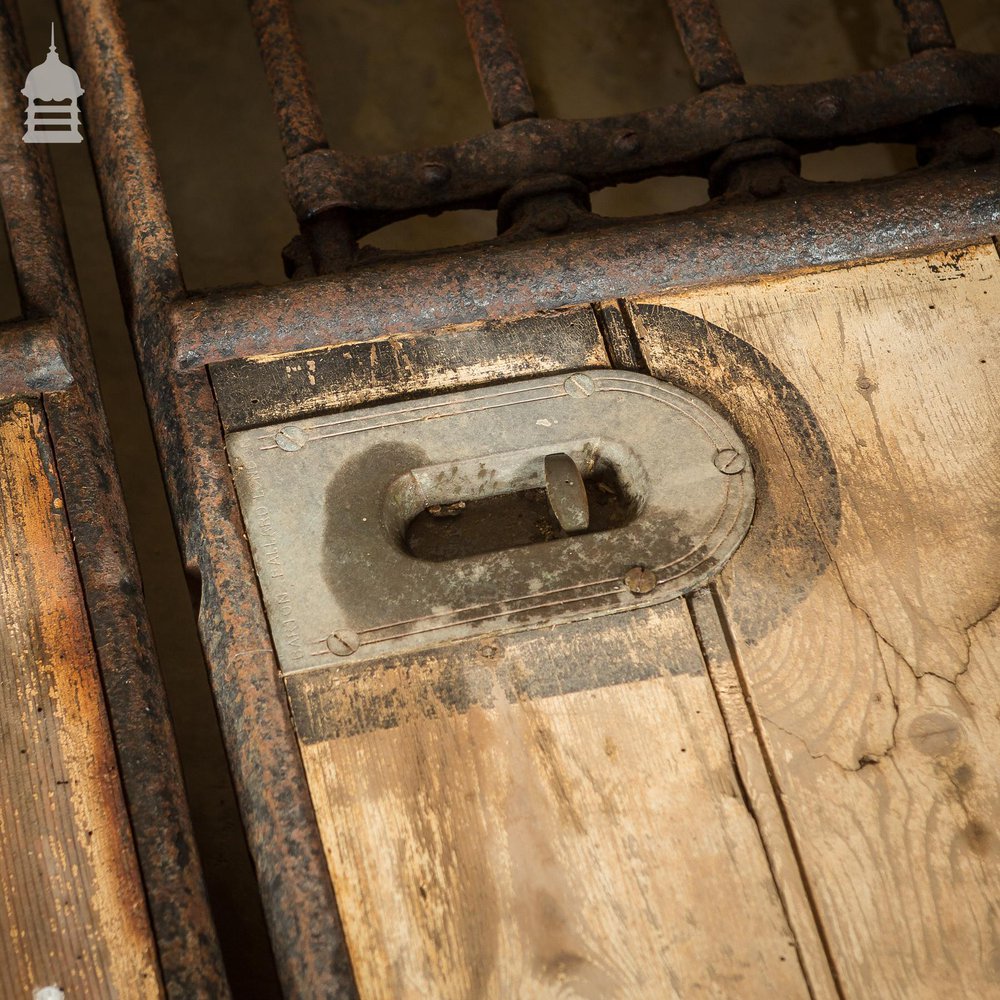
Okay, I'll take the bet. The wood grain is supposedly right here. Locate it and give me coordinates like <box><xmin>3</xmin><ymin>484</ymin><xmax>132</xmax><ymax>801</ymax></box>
<box><xmin>635</xmin><ymin>243</ymin><xmax>1000</xmax><ymax>999</ymax></box>
<box><xmin>0</xmin><ymin>400</ymin><xmax>161</xmax><ymax>998</ymax></box>
<box><xmin>296</xmin><ymin>603</ymin><xmax>810</xmax><ymax>999</ymax></box>
<box><xmin>212</xmin><ymin>305</ymin><xmax>608</xmax><ymax>430</ymax></box>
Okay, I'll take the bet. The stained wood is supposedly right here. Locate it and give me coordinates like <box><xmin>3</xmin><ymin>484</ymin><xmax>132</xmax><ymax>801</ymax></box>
<box><xmin>212</xmin><ymin>305</ymin><xmax>608</xmax><ymax>430</ymax></box>
<box><xmin>634</xmin><ymin>243</ymin><xmax>1000</xmax><ymax>999</ymax></box>
<box><xmin>0</xmin><ymin>400</ymin><xmax>161</xmax><ymax>998</ymax></box>
<box><xmin>294</xmin><ymin>603</ymin><xmax>810</xmax><ymax>998</ymax></box>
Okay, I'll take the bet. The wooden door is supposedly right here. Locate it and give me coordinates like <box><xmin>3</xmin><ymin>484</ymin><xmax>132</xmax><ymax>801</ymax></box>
<box><xmin>221</xmin><ymin>242</ymin><xmax>999</xmax><ymax>998</ymax></box>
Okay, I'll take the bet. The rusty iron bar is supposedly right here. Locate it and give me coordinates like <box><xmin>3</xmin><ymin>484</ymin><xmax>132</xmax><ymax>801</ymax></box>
<box><xmin>664</xmin><ymin>2</ymin><xmax>798</xmax><ymax>200</ymax></box>
<box><xmin>458</xmin><ymin>0</ymin><xmax>536</xmax><ymax>127</ymax></box>
<box><xmin>0</xmin><ymin>1</ymin><xmax>229</xmax><ymax>994</ymax></box>
<box><xmin>172</xmin><ymin>161</ymin><xmax>1000</xmax><ymax>370</ymax></box>
<box><xmin>55</xmin><ymin>0</ymin><xmax>358</xmax><ymax>995</ymax></box>
<box><xmin>667</xmin><ymin>0</ymin><xmax>744</xmax><ymax>89</ymax></box>
<box><xmin>246</xmin><ymin>0</ymin><xmax>327</xmax><ymax>159</ymax></box>
<box><xmin>0</xmin><ymin>318</ymin><xmax>72</xmax><ymax>393</ymax></box>
<box><xmin>282</xmin><ymin>48</ymin><xmax>1000</xmax><ymax>227</ymax></box>
<box><xmin>894</xmin><ymin>0</ymin><xmax>955</xmax><ymax>54</ymax></box>
<box><xmin>246</xmin><ymin>0</ymin><xmax>355</xmax><ymax>273</ymax></box>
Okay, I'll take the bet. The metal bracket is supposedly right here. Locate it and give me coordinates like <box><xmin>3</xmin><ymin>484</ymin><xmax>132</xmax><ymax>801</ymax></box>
<box><xmin>227</xmin><ymin>370</ymin><xmax>755</xmax><ymax>671</ymax></box>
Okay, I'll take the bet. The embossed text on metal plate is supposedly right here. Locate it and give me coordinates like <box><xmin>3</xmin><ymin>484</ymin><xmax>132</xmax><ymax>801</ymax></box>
<box><xmin>227</xmin><ymin>371</ymin><xmax>755</xmax><ymax>672</ymax></box>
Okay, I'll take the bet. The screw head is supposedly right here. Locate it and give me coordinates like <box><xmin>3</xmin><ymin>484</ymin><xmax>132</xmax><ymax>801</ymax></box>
<box><xmin>326</xmin><ymin>629</ymin><xmax>360</xmax><ymax>656</ymax></box>
<box><xmin>478</xmin><ymin>639</ymin><xmax>500</xmax><ymax>659</ymax></box>
<box><xmin>714</xmin><ymin>448</ymin><xmax>746</xmax><ymax>475</ymax></box>
<box><xmin>856</xmin><ymin>375</ymin><xmax>873</xmax><ymax>392</ymax></box>
<box><xmin>624</xmin><ymin>566</ymin><xmax>657</xmax><ymax>595</ymax></box>
<box><xmin>275</xmin><ymin>426</ymin><xmax>307</xmax><ymax>452</ymax></box>
<box><xmin>614</xmin><ymin>129</ymin><xmax>641</xmax><ymax>156</ymax></box>
<box><xmin>563</xmin><ymin>372</ymin><xmax>596</xmax><ymax>398</ymax></box>
<box><xmin>420</xmin><ymin>161</ymin><xmax>451</xmax><ymax>186</ymax></box>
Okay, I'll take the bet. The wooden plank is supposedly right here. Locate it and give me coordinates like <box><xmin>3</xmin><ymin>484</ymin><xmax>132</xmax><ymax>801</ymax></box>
<box><xmin>633</xmin><ymin>243</ymin><xmax>1000</xmax><ymax>999</ymax></box>
<box><xmin>0</xmin><ymin>400</ymin><xmax>161</xmax><ymax>998</ymax></box>
<box><xmin>211</xmin><ymin>305</ymin><xmax>608</xmax><ymax>430</ymax></box>
<box><xmin>292</xmin><ymin>603</ymin><xmax>811</xmax><ymax>999</ymax></box>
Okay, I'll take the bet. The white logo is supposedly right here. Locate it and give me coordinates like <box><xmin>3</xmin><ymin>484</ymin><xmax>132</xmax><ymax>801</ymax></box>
<box><xmin>22</xmin><ymin>24</ymin><xmax>84</xmax><ymax>144</ymax></box>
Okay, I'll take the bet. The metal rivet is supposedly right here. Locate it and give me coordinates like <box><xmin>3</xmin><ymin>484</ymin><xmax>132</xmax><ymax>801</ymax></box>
<box><xmin>420</xmin><ymin>161</ymin><xmax>451</xmax><ymax>186</ymax></box>
<box><xmin>614</xmin><ymin>129</ymin><xmax>641</xmax><ymax>156</ymax></box>
<box><xmin>714</xmin><ymin>448</ymin><xmax>746</xmax><ymax>474</ymax></box>
<box><xmin>275</xmin><ymin>425</ymin><xmax>307</xmax><ymax>452</ymax></box>
<box><xmin>815</xmin><ymin>95</ymin><xmax>844</xmax><ymax>120</ymax></box>
<box><xmin>326</xmin><ymin>629</ymin><xmax>360</xmax><ymax>656</ymax></box>
<box><xmin>624</xmin><ymin>566</ymin><xmax>657</xmax><ymax>595</ymax></box>
<box><xmin>563</xmin><ymin>372</ymin><xmax>596</xmax><ymax>398</ymax></box>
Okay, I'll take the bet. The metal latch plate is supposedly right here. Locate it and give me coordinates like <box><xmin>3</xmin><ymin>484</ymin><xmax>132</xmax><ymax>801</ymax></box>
<box><xmin>227</xmin><ymin>371</ymin><xmax>754</xmax><ymax>672</ymax></box>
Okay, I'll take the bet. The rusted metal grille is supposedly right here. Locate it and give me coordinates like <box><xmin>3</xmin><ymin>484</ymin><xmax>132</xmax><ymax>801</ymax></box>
<box><xmin>247</xmin><ymin>0</ymin><xmax>1000</xmax><ymax>274</ymax></box>
<box><xmin>50</xmin><ymin>0</ymin><xmax>999</xmax><ymax>996</ymax></box>
<box><xmin>0</xmin><ymin>2</ymin><xmax>227</xmax><ymax>995</ymax></box>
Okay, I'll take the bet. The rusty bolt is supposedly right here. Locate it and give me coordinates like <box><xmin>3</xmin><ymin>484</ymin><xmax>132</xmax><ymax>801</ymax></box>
<box><xmin>624</xmin><ymin>566</ymin><xmax>657</xmax><ymax>595</ymax></box>
<box><xmin>275</xmin><ymin>425</ymin><xmax>307</xmax><ymax>452</ymax></box>
<box><xmin>714</xmin><ymin>448</ymin><xmax>746</xmax><ymax>474</ymax></box>
<box><xmin>420</xmin><ymin>161</ymin><xmax>451</xmax><ymax>186</ymax></box>
<box><xmin>815</xmin><ymin>95</ymin><xmax>844</xmax><ymax>120</ymax></box>
<box><xmin>563</xmin><ymin>372</ymin><xmax>596</xmax><ymax>398</ymax></box>
<box><xmin>614</xmin><ymin>129</ymin><xmax>641</xmax><ymax>156</ymax></box>
<box><xmin>326</xmin><ymin>629</ymin><xmax>360</xmax><ymax>656</ymax></box>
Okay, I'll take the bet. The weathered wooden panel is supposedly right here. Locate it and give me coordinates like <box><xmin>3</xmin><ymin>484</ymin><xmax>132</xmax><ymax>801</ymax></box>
<box><xmin>0</xmin><ymin>400</ymin><xmax>161</xmax><ymax>998</ymax></box>
<box><xmin>292</xmin><ymin>603</ymin><xmax>811</xmax><ymax>999</ymax></box>
<box><xmin>635</xmin><ymin>243</ymin><xmax>1000</xmax><ymax>999</ymax></box>
<box><xmin>212</xmin><ymin>305</ymin><xmax>608</xmax><ymax>430</ymax></box>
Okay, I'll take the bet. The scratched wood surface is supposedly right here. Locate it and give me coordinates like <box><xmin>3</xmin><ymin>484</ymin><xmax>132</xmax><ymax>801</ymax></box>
<box><xmin>634</xmin><ymin>242</ymin><xmax>1000</xmax><ymax>999</ymax></box>
<box><xmin>291</xmin><ymin>603</ymin><xmax>809</xmax><ymax>999</ymax></box>
<box><xmin>212</xmin><ymin>305</ymin><xmax>608</xmax><ymax>431</ymax></box>
<box><xmin>0</xmin><ymin>400</ymin><xmax>161</xmax><ymax>998</ymax></box>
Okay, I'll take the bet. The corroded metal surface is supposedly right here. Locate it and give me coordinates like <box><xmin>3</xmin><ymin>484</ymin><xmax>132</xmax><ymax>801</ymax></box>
<box><xmin>281</xmin><ymin>49</ymin><xmax>999</xmax><ymax>226</ymax></box>
<box><xmin>173</xmin><ymin>161</ymin><xmax>1000</xmax><ymax>369</ymax></box>
<box><xmin>56</xmin><ymin>0</ymin><xmax>357</xmax><ymax>995</ymax></box>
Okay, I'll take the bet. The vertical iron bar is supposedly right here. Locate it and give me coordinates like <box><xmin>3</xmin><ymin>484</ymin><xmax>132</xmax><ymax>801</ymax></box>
<box><xmin>666</xmin><ymin>0</ymin><xmax>744</xmax><ymax>90</ymax></box>
<box><xmin>246</xmin><ymin>0</ymin><xmax>327</xmax><ymax>158</ymax></box>
<box><xmin>893</xmin><ymin>0</ymin><xmax>955</xmax><ymax>54</ymax></box>
<box><xmin>246</xmin><ymin>0</ymin><xmax>354</xmax><ymax>272</ymax></box>
<box><xmin>457</xmin><ymin>0</ymin><xmax>536</xmax><ymax>127</ymax></box>
<box><xmin>56</xmin><ymin>0</ymin><xmax>357</xmax><ymax>995</ymax></box>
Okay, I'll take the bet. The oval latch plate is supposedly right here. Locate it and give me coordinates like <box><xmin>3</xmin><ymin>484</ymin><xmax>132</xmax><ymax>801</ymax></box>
<box><xmin>227</xmin><ymin>370</ymin><xmax>754</xmax><ymax>672</ymax></box>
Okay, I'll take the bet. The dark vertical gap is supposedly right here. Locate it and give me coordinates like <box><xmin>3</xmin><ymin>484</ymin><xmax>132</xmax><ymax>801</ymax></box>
<box><xmin>690</xmin><ymin>583</ymin><xmax>847</xmax><ymax>1000</ymax></box>
<box><xmin>592</xmin><ymin>299</ymin><xmax>648</xmax><ymax>373</ymax></box>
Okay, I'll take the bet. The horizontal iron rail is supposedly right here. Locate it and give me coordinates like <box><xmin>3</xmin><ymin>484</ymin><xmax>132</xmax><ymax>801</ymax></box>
<box><xmin>174</xmin><ymin>161</ymin><xmax>1000</xmax><ymax>369</ymax></box>
<box><xmin>284</xmin><ymin>49</ymin><xmax>1000</xmax><ymax>225</ymax></box>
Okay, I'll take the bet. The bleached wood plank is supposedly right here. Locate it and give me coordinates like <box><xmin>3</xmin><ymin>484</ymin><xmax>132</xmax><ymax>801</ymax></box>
<box><xmin>0</xmin><ymin>400</ymin><xmax>161</xmax><ymax>999</ymax></box>
<box><xmin>635</xmin><ymin>243</ymin><xmax>1000</xmax><ymax>999</ymax></box>
<box><xmin>292</xmin><ymin>603</ymin><xmax>811</xmax><ymax>999</ymax></box>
